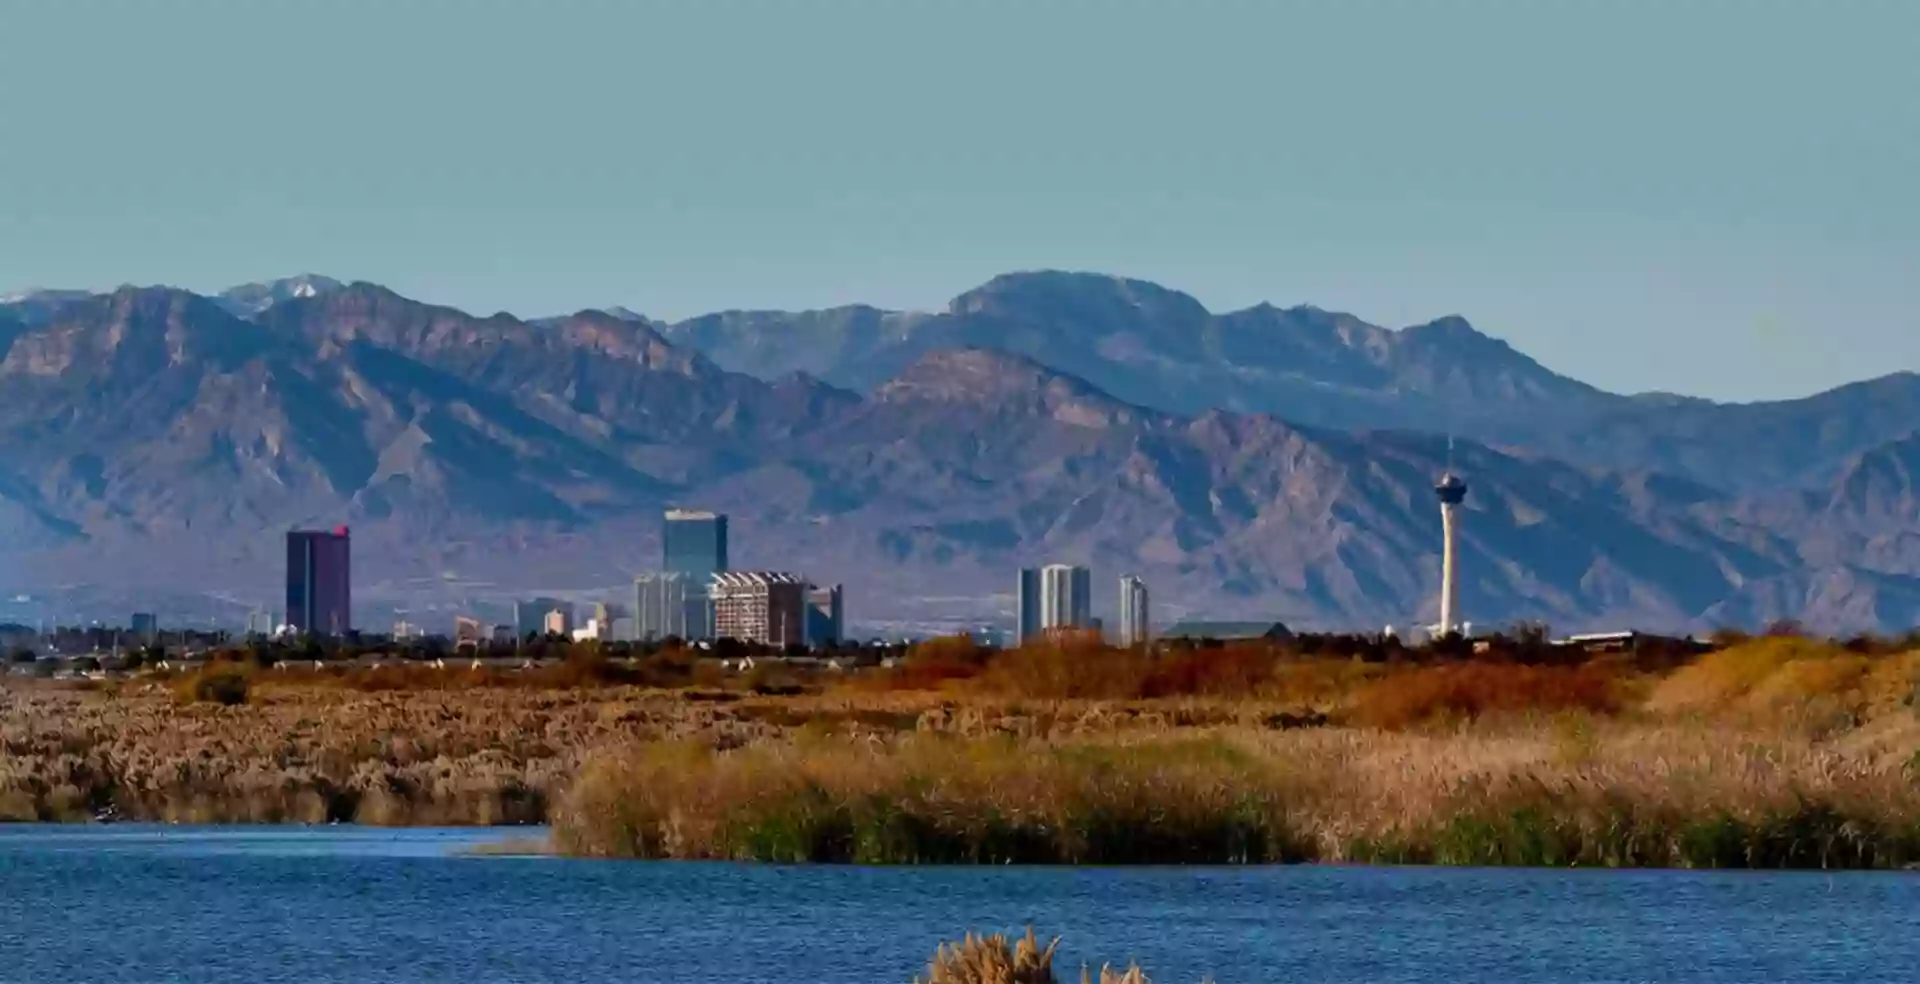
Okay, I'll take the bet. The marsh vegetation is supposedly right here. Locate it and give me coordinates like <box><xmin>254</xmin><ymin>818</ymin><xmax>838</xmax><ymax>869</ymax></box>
<box><xmin>6</xmin><ymin>634</ymin><xmax>1919</xmax><ymax>869</ymax></box>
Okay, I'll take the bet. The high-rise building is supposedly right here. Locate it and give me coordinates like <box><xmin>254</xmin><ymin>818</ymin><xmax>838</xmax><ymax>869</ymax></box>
<box><xmin>663</xmin><ymin>509</ymin><xmax>729</xmax><ymax>578</ymax></box>
<box><xmin>608</xmin><ymin>617</ymin><xmax>636</xmax><ymax>643</ymax></box>
<box><xmin>129</xmin><ymin>612</ymin><xmax>158</xmax><ymax>644</ymax></box>
<box><xmin>634</xmin><ymin>572</ymin><xmax>711</xmax><ymax>641</ymax></box>
<box><xmin>711</xmin><ymin>571</ymin><xmax>806</xmax><ymax>646</ymax></box>
<box><xmin>453</xmin><ymin>615</ymin><xmax>488</xmax><ymax>648</ymax></box>
<box><xmin>1118</xmin><ymin>575</ymin><xmax>1150</xmax><ymax>647</ymax></box>
<box><xmin>285</xmin><ymin>527</ymin><xmax>352</xmax><ymax>636</ymax></box>
<box><xmin>805</xmin><ymin>584</ymin><xmax>845</xmax><ymax>646</ymax></box>
<box><xmin>1014</xmin><ymin>568</ymin><xmax>1042</xmax><ymax>646</ymax></box>
<box><xmin>514</xmin><ymin>598</ymin><xmax>566</xmax><ymax>640</ymax></box>
<box><xmin>1040</xmin><ymin>564</ymin><xmax>1092</xmax><ymax>632</ymax></box>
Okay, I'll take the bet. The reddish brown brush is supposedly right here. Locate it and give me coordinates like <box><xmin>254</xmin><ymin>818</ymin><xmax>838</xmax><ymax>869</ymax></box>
<box><xmin>1346</xmin><ymin>661</ymin><xmax>1624</xmax><ymax>729</ymax></box>
<box><xmin>1138</xmin><ymin>645</ymin><xmax>1279</xmax><ymax>698</ymax></box>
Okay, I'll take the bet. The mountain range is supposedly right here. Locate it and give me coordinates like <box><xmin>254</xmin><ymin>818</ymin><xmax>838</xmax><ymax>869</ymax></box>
<box><xmin>2</xmin><ymin>272</ymin><xmax>1916</xmax><ymax>635</ymax></box>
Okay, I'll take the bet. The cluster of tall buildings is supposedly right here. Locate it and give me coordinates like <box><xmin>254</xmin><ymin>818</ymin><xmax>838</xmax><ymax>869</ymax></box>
<box><xmin>278</xmin><ymin>512</ymin><xmax>843</xmax><ymax>648</ymax></box>
<box><xmin>632</xmin><ymin>509</ymin><xmax>843</xmax><ymax>647</ymax></box>
<box><xmin>1014</xmin><ymin>564</ymin><xmax>1151</xmax><ymax>647</ymax></box>
<box><xmin>265</xmin><ymin>471</ymin><xmax>1478</xmax><ymax>647</ymax></box>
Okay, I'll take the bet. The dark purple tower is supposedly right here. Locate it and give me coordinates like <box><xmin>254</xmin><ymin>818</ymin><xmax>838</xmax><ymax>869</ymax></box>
<box><xmin>286</xmin><ymin>527</ymin><xmax>352</xmax><ymax>636</ymax></box>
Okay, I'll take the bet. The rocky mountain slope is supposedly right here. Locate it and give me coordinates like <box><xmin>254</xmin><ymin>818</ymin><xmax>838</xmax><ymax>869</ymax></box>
<box><xmin>661</xmin><ymin>271</ymin><xmax>1920</xmax><ymax>493</ymax></box>
<box><xmin>2</xmin><ymin>276</ymin><xmax>1916</xmax><ymax>634</ymax></box>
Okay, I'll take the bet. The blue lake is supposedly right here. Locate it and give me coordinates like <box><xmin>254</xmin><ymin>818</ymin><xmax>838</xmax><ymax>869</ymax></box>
<box><xmin>1</xmin><ymin>826</ymin><xmax>1916</xmax><ymax>983</ymax></box>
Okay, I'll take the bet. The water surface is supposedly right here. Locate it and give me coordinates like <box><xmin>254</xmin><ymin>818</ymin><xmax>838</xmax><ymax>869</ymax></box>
<box><xmin>1</xmin><ymin>826</ymin><xmax>1915</xmax><ymax>983</ymax></box>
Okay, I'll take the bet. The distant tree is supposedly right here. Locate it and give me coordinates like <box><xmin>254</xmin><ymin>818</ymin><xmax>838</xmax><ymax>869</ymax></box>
<box><xmin>1513</xmin><ymin>621</ymin><xmax>1553</xmax><ymax>647</ymax></box>
<box><xmin>6</xmin><ymin>647</ymin><xmax>35</xmax><ymax>664</ymax></box>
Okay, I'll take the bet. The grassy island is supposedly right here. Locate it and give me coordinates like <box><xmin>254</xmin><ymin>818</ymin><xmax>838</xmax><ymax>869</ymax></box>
<box><xmin>5</xmin><ymin>631</ymin><xmax>1920</xmax><ymax>869</ymax></box>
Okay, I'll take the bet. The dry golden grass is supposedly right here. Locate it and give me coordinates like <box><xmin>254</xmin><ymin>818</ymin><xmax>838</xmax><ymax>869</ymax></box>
<box><xmin>553</xmin><ymin>710</ymin><xmax>1920</xmax><ymax>867</ymax></box>
<box><xmin>918</xmin><ymin>930</ymin><xmax>1152</xmax><ymax>984</ymax></box>
<box><xmin>11</xmin><ymin>639</ymin><xmax>1920</xmax><ymax>869</ymax></box>
<box><xmin>0</xmin><ymin>680</ymin><xmax>806</xmax><ymax>823</ymax></box>
<box><xmin>1647</xmin><ymin>638</ymin><xmax>1920</xmax><ymax>732</ymax></box>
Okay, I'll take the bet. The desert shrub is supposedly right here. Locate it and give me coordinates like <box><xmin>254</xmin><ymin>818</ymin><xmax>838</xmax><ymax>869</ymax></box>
<box><xmin>173</xmin><ymin>663</ymin><xmax>252</xmax><ymax>706</ymax></box>
<box><xmin>977</xmin><ymin>644</ymin><xmax>1157</xmax><ymax>700</ymax></box>
<box><xmin>743</xmin><ymin>660</ymin><xmax>806</xmax><ymax>696</ymax></box>
<box><xmin>1138</xmin><ymin>645</ymin><xmax>1277</xmax><ymax>698</ymax></box>
<box><xmin>863</xmin><ymin>635</ymin><xmax>992</xmax><ymax>691</ymax></box>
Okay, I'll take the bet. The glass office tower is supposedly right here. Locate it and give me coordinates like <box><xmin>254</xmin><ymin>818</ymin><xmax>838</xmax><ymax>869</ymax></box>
<box><xmin>663</xmin><ymin>509</ymin><xmax>728</xmax><ymax>577</ymax></box>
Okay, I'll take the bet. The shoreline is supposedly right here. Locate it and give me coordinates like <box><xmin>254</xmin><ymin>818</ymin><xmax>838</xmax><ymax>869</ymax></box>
<box><xmin>8</xmin><ymin>820</ymin><xmax>1920</xmax><ymax>873</ymax></box>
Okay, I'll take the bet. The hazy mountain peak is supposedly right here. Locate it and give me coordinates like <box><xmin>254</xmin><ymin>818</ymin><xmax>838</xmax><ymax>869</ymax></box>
<box><xmin>1409</xmin><ymin>313</ymin><xmax>1473</xmax><ymax>331</ymax></box>
<box><xmin>0</xmin><ymin>287</ymin><xmax>95</xmax><ymax>305</ymax></box>
<box><xmin>0</xmin><ymin>288</ymin><xmax>102</xmax><ymax>327</ymax></box>
<box><xmin>877</xmin><ymin>347</ymin><xmax>1141</xmax><ymax>427</ymax></box>
<box><xmin>216</xmin><ymin>274</ymin><xmax>346</xmax><ymax>318</ymax></box>
<box><xmin>600</xmin><ymin>305</ymin><xmax>651</xmax><ymax>324</ymax></box>
<box><xmin>949</xmin><ymin>270</ymin><xmax>1211</xmax><ymax>325</ymax></box>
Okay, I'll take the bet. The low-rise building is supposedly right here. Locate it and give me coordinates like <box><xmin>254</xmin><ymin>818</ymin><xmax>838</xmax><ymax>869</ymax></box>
<box><xmin>1157</xmin><ymin>620</ymin><xmax>1294</xmax><ymax>644</ymax></box>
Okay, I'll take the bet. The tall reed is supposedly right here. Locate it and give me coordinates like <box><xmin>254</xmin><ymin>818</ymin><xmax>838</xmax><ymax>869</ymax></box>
<box><xmin>552</xmin><ymin>721</ymin><xmax>1920</xmax><ymax>868</ymax></box>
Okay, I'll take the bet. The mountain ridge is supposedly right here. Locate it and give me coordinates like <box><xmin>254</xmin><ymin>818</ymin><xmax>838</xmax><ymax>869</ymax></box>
<box><xmin>5</xmin><ymin>273</ymin><xmax>1918</xmax><ymax>634</ymax></box>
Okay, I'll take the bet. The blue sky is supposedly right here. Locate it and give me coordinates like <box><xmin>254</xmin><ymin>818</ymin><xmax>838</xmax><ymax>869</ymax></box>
<box><xmin>2</xmin><ymin>0</ymin><xmax>1914</xmax><ymax>401</ymax></box>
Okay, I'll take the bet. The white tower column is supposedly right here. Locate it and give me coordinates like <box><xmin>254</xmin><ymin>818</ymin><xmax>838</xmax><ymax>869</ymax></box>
<box><xmin>1439</xmin><ymin>502</ymin><xmax>1459</xmax><ymax>636</ymax></box>
<box><xmin>1434</xmin><ymin>473</ymin><xmax>1468</xmax><ymax>638</ymax></box>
